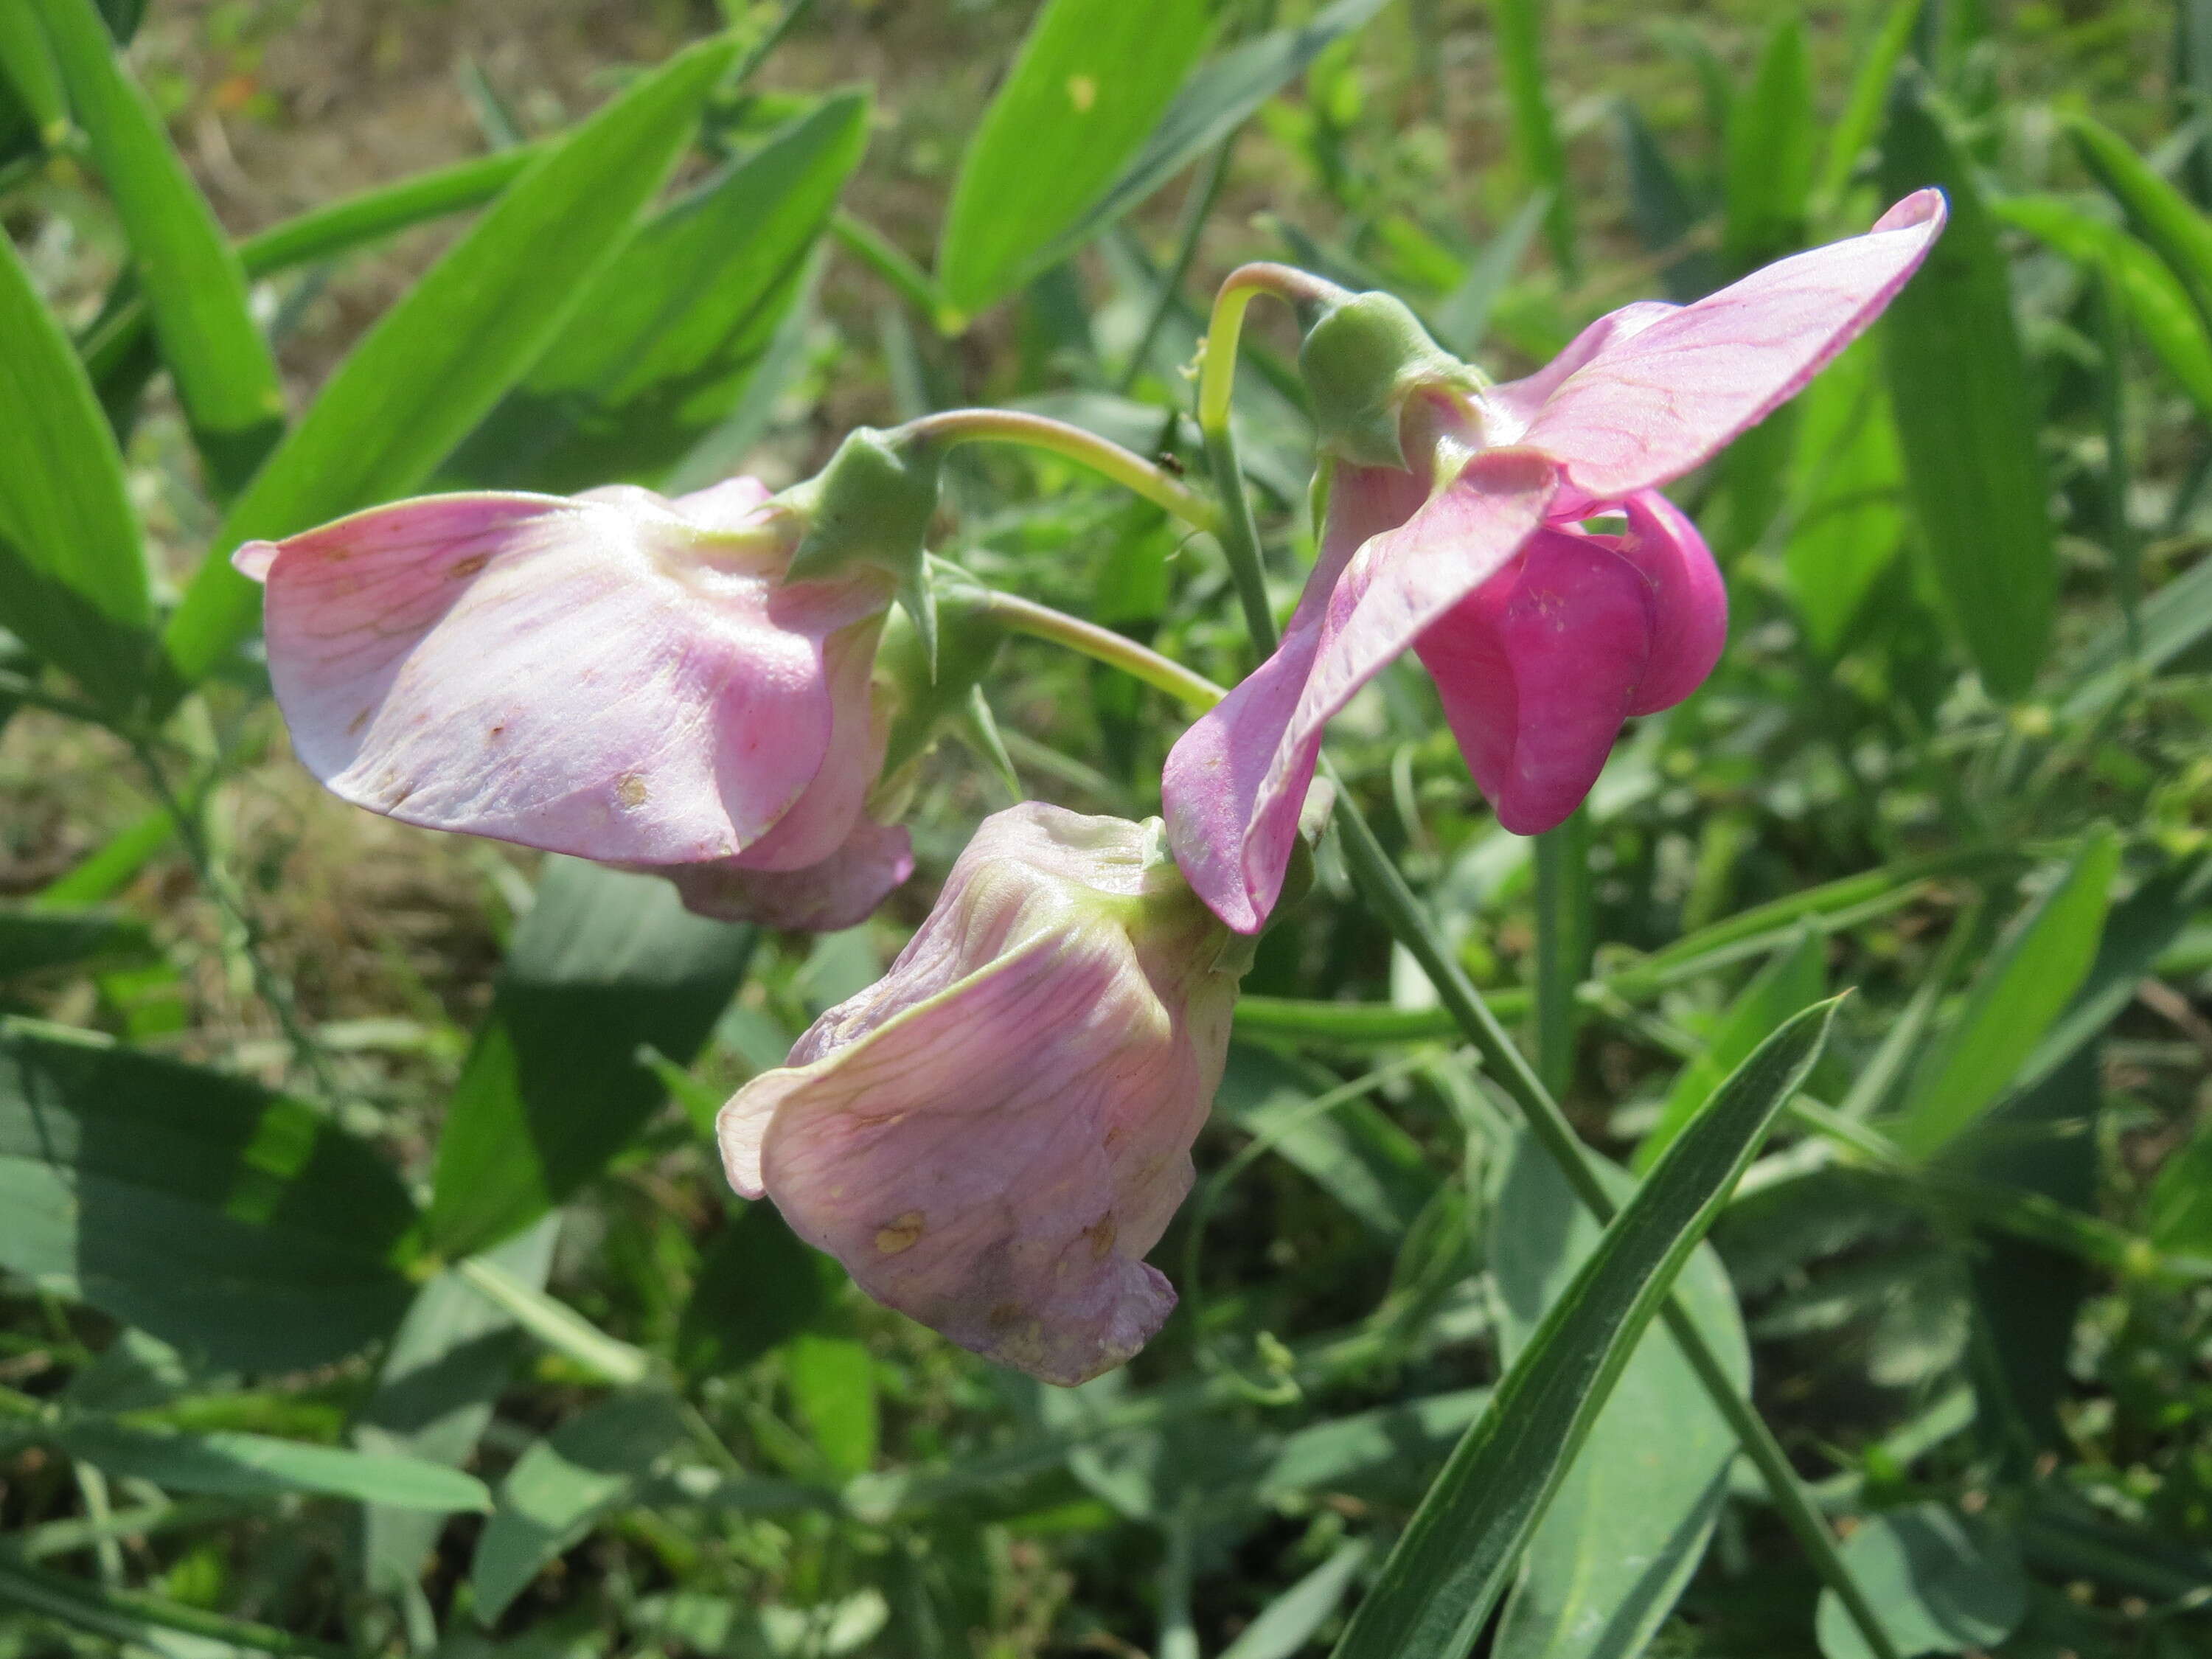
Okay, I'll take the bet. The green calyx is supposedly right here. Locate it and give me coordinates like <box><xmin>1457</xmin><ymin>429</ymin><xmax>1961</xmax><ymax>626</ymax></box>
<box><xmin>1298</xmin><ymin>291</ymin><xmax>1479</xmax><ymax>469</ymax></box>
<box><xmin>867</xmin><ymin>560</ymin><xmax>1020</xmax><ymax>819</ymax></box>
<box><xmin>777</xmin><ymin>426</ymin><xmax>945</xmax><ymax>664</ymax></box>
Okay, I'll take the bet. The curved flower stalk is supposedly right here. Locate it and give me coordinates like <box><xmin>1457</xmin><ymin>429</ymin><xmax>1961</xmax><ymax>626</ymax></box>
<box><xmin>1165</xmin><ymin>191</ymin><xmax>1948</xmax><ymax>933</ymax></box>
<box><xmin>718</xmin><ymin>803</ymin><xmax>1245</xmax><ymax>1385</ymax></box>
<box><xmin>237</xmin><ymin>474</ymin><xmax>913</xmax><ymax>931</ymax></box>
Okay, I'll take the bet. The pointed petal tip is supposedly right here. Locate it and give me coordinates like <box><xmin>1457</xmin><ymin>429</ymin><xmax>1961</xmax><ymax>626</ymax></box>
<box><xmin>232</xmin><ymin>541</ymin><xmax>279</xmax><ymax>582</ymax></box>
<box><xmin>1875</xmin><ymin>188</ymin><xmax>1948</xmax><ymax>237</ymax></box>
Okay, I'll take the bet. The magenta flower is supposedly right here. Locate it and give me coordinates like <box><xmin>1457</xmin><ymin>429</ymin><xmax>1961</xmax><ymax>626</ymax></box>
<box><xmin>236</xmin><ymin>476</ymin><xmax>911</xmax><ymax>931</ymax></box>
<box><xmin>718</xmin><ymin>803</ymin><xmax>1243</xmax><ymax>1385</ymax></box>
<box><xmin>1165</xmin><ymin>192</ymin><xmax>1947</xmax><ymax>933</ymax></box>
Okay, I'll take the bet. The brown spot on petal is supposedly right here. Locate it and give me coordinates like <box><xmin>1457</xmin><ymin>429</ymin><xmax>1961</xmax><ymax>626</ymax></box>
<box><xmin>449</xmin><ymin>554</ymin><xmax>487</xmax><ymax>578</ymax></box>
<box><xmin>987</xmin><ymin>1300</ymin><xmax>1026</xmax><ymax>1327</ymax></box>
<box><xmin>875</xmin><ymin>1211</ymin><xmax>925</xmax><ymax>1254</ymax></box>
<box><xmin>616</xmin><ymin>774</ymin><xmax>649</xmax><ymax>809</ymax></box>
<box><xmin>1085</xmin><ymin>1216</ymin><xmax>1118</xmax><ymax>1261</ymax></box>
<box><xmin>487</xmin><ymin>724</ymin><xmax>507</xmax><ymax>741</ymax></box>
<box><xmin>346</xmin><ymin>708</ymin><xmax>372</xmax><ymax>737</ymax></box>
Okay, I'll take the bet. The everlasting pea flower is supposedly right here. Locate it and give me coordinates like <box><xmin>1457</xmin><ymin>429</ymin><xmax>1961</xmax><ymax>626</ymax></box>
<box><xmin>718</xmin><ymin>803</ymin><xmax>1244</xmax><ymax>1385</ymax></box>
<box><xmin>1165</xmin><ymin>192</ymin><xmax>1948</xmax><ymax>933</ymax></box>
<box><xmin>235</xmin><ymin>475</ymin><xmax>912</xmax><ymax>931</ymax></box>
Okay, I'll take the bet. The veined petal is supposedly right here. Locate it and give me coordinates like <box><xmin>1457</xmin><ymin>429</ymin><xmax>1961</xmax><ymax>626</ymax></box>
<box><xmin>1167</xmin><ymin>449</ymin><xmax>1556</xmax><ymax>932</ymax></box>
<box><xmin>1613</xmin><ymin>489</ymin><xmax>1725</xmax><ymax>714</ymax></box>
<box><xmin>1416</xmin><ymin>529</ymin><xmax>1654</xmax><ymax>835</ymax></box>
<box><xmin>1163</xmin><ymin>463</ymin><xmax>1429</xmax><ymax>933</ymax></box>
<box><xmin>1483</xmin><ymin>300</ymin><xmax>1678</xmax><ymax>439</ymax></box>
<box><xmin>239</xmin><ymin>490</ymin><xmax>888</xmax><ymax>866</ymax></box>
<box><xmin>661</xmin><ymin>817</ymin><xmax>914</xmax><ymax>933</ymax></box>
<box><xmin>1522</xmin><ymin>190</ymin><xmax>1947</xmax><ymax>498</ymax></box>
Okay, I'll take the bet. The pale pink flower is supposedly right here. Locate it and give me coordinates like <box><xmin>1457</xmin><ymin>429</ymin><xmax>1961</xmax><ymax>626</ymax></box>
<box><xmin>718</xmin><ymin>804</ymin><xmax>1243</xmax><ymax>1385</ymax></box>
<box><xmin>1165</xmin><ymin>192</ymin><xmax>1947</xmax><ymax>932</ymax></box>
<box><xmin>236</xmin><ymin>477</ymin><xmax>911</xmax><ymax>930</ymax></box>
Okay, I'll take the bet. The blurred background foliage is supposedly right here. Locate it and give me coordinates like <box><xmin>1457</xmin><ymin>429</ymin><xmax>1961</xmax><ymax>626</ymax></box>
<box><xmin>3</xmin><ymin>0</ymin><xmax>2212</xmax><ymax>1655</ymax></box>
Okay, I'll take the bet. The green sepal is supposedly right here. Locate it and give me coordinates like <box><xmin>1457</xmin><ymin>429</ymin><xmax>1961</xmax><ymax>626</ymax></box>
<box><xmin>778</xmin><ymin>425</ymin><xmax>944</xmax><ymax>661</ymax></box>
<box><xmin>956</xmin><ymin>683</ymin><xmax>1022</xmax><ymax>801</ymax></box>
<box><xmin>1298</xmin><ymin>291</ymin><xmax>1477</xmax><ymax>467</ymax></box>
<box><xmin>869</xmin><ymin>558</ymin><xmax>1015</xmax><ymax>814</ymax></box>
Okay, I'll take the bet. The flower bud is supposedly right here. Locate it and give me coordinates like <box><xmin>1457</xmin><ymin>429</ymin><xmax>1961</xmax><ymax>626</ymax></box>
<box><xmin>1298</xmin><ymin>291</ymin><xmax>1479</xmax><ymax>469</ymax></box>
<box><xmin>717</xmin><ymin>804</ymin><xmax>1244</xmax><ymax>1385</ymax></box>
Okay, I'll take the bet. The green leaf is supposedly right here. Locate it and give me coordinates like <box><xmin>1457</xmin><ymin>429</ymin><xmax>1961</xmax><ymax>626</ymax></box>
<box><xmin>1220</xmin><ymin>1541</ymin><xmax>1371</xmax><ymax>1659</ymax></box>
<box><xmin>1877</xmin><ymin>72</ymin><xmax>2055</xmax><ymax>700</ymax></box>
<box><xmin>1996</xmin><ymin>193</ymin><xmax>2212</xmax><ymax>421</ymax></box>
<box><xmin>0</xmin><ymin>1023</ymin><xmax>419</xmax><ymax>1371</ymax></box>
<box><xmin>937</xmin><ymin>0</ymin><xmax>1211</xmax><ymax>319</ymax></box>
<box><xmin>1720</xmin><ymin>15</ymin><xmax>1815</xmax><ymax>271</ymax></box>
<box><xmin>1037</xmin><ymin>0</ymin><xmax>1392</xmax><ymax>275</ymax></box>
<box><xmin>2064</xmin><ymin>544</ymin><xmax>2212</xmax><ymax>719</ymax></box>
<box><xmin>1893</xmin><ymin>830</ymin><xmax>2121</xmax><ymax>1160</ymax></box>
<box><xmin>2066</xmin><ymin>110</ymin><xmax>2212</xmax><ymax>332</ymax></box>
<box><xmin>1783</xmin><ymin>337</ymin><xmax>1906</xmax><ymax>652</ymax></box>
<box><xmin>56</xmin><ymin>1420</ymin><xmax>490</xmax><ymax>1512</ymax></box>
<box><xmin>677</xmin><ymin>1201</ymin><xmax>840</xmax><ymax>1382</ymax></box>
<box><xmin>352</xmin><ymin>1217</ymin><xmax>560</xmax><ymax>1593</ymax></box>
<box><xmin>1614</xmin><ymin>99</ymin><xmax>1719</xmax><ymax>302</ymax></box>
<box><xmin>0</xmin><ymin>903</ymin><xmax>153</xmax><ymax>978</ymax></box>
<box><xmin>2149</xmin><ymin>1115</ymin><xmax>2212</xmax><ymax>1258</ymax></box>
<box><xmin>33</xmin><ymin>0</ymin><xmax>282</xmax><ymax>495</ymax></box>
<box><xmin>0</xmin><ymin>1554</ymin><xmax>328</xmax><ymax>1659</ymax></box>
<box><xmin>0</xmin><ymin>230</ymin><xmax>150</xmax><ymax>710</ymax></box>
<box><xmin>470</xmin><ymin>1390</ymin><xmax>689</xmax><ymax>1625</ymax></box>
<box><xmin>157</xmin><ymin>31</ymin><xmax>742</xmax><ymax>695</ymax></box>
<box><xmin>1636</xmin><ymin>927</ymin><xmax>1826</xmax><ymax>1171</ymax></box>
<box><xmin>1815</xmin><ymin>1504</ymin><xmax>2026</xmax><ymax>1659</ymax></box>
<box><xmin>1812</xmin><ymin>0</ymin><xmax>1923</xmax><ymax>215</ymax></box>
<box><xmin>442</xmin><ymin>92</ymin><xmax>867</xmax><ymax>493</ymax></box>
<box><xmin>0</xmin><ymin>2</ymin><xmax>66</xmax><ymax>148</ymax></box>
<box><xmin>425</xmin><ymin>859</ymin><xmax>756</xmax><ymax>1260</ymax></box>
<box><xmin>1255</xmin><ymin>1391</ymin><xmax>1493</xmax><ymax>1509</ymax></box>
<box><xmin>1489</xmin><ymin>0</ymin><xmax>1576</xmax><ymax>278</ymax></box>
<box><xmin>1490</xmin><ymin>1135</ymin><xmax>1751</xmax><ymax>1659</ymax></box>
<box><xmin>1214</xmin><ymin>1044</ymin><xmax>1440</xmax><ymax>1240</ymax></box>
<box><xmin>786</xmin><ymin>1329</ymin><xmax>879</xmax><ymax>1478</ymax></box>
<box><xmin>1329</xmin><ymin>1001</ymin><xmax>1837</xmax><ymax>1659</ymax></box>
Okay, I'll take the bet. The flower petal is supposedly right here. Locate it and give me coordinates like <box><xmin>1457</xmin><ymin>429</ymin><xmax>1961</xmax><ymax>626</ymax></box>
<box><xmin>241</xmin><ymin>490</ymin><xmax>888</xmax><ymax>866</ymax></box>
<box><xmin>1162</xmin><ymin>462</ymin><xmax>1428</xmax><ymax>933</ymax></box>
<box><xmin>1483</xmin><ymin>300</ymin><xmax>1678</xmax><ymax>438</ymax></box>
<box><xmin>1613</xmin><ymin>489</ymin><xmax>1725</xmax><ymax>714</ymax></box>
<box><xmin>661</xmin><ymin>817</ymin><xmax>914</xmax><ymax>932</ymax></box>
<box><xmin>1166</xmin><ymin>450</ymin><xmax>1557</xmax><ymax>931</ymax></box>
<box><xmin>1521</xmin><ymin>190</ymin><xmax>1947</xmax><ymax>498</ymax></box>
<box><xmin>1416</xmin><ymin>529</ymin><xmax>1654</xmax><ymax>835</ymax></box>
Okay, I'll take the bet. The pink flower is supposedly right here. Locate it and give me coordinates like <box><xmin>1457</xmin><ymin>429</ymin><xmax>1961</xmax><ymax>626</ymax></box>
<box><xmin>718</xmin><ymin>804</ymin><xmax>1243</xmax><ymax>1385</ymax></box>
<box><xmin>1165</xmin><ymin>192</ymin><xmax>1947</xmax><ymax>933</ymax></box>
<box><xmin>236</xmin><ymin>477</ymin><xmax>911</xmax><ymax>930</ymax></box>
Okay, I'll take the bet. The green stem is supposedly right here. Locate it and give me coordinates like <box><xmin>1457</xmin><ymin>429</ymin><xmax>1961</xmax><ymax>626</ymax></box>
<box><xmin>830</xmin><ymin>208</ymin><xmax>946</xmax><ymax>324</ymax></box>
<box><xmin>981</xmin><ymin>589</ymin><xmax>1223</xmax><ymax>710</ymax></box>
<box><xmin>899</xmin><ymin>408</ymin><xmax>1222</xmax><ymax>535</ymax></box>
<box><xmin>1531</xmin><ymin>811</ymin><xmax>1590</xmax><ymax>1096</ymax></box>
<box><xmin>1194</xmin><ymin>274</ymin><xmax>1902</xmax><ymax>1659</ymax></box>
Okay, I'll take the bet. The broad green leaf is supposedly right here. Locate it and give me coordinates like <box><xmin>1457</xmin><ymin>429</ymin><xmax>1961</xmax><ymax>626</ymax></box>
<box><xmin>1037</xmin><ymin>0</ymin><xmax>1393</xmax><ymax>274</ymax></box>
<box><xmin>0</xmin><ymin>1023</ymin><xmax>419</xmax><ymax>1371</ymax></box>
<box><xmin>158</xmin><ymin>31</ymin><xmax>742</xmax><ymax>695</ymax></box>
<box><xmin>442</xmin><ymin>93</ymin><xmax>867</xmax><ymax>493</ymax></box>
<box><xmin>786</xmin><ymin>1329</ymin><xmax>879</xmax><ymax>1478</ymax></box>
<box><xmin>0</xmin><ymin>2</ymin><xmax>66</xmax><ymax>148</ymax></box>
<box><xmin>1720</xmin><ymin>15</ymin><xmax>1815</xmax><ymax>271</ymax></box>
<box><xmin>425</xmin><ymin>859</ymin><xmax>756</xmax><ymax>1259</ymax></box>
<box><xmin>1894</xmin><ymin>830</ymin><xmax>2121</xmax><ymax>1160</ymax></box>
<box><xmin>1783</xmin><ymin>337</ymin><xmax>1905</xmax><ymax>652</ymax></box>
<box><xmin>1431</xmin><ymin>192</ymin><xmax>1548</xmax><ymax>356</ymax></box>
<box><xmin>1815</xmin><ymin>1504</ymin><xmax>2027</xmax><ymax>1659</ymax></box>
<box><xmin>33</xmin><ymin>0</ymin><xmax>282</xmax><ymax>495</ymax></box>
<box><xmin>1255</xmin><ymin>1390</ymin><xmax>1492</xmax><ymax>1509</ymax></box>
<box><xmin>1615</xmin><ymin>99</ymin><xmax>1719</xmax><ymax>301</ymax></box>
<box><xmin>353</xmin><ymin>1217</ymin><xmax>560</xmax><ymax>1593</ymax></box>
<box><xmin>0</xmin><ymin>903</ymin><xmax>152</xmax><ymax>978</ymax></box>
<box><xmin>2067</xmin><ymin>111</ymin><xmax>2212</xmax><ymax>331</ymax></box>
<box><xmin>0</xmin><ymin>229</ymin><xmax>150</xmax><ymax>709</ymax></box>
<box><xmin>470</xmin><ymin>1391</ymin><xmax>689</xmax><ymax>1624</ymax></box>
<box><xmin>29</xmin><ymin>807</ymin><xmax>173</xmax><ymax>908</ymax></box>
<box><xmin>1219</xmin><ymin>1542</ymin><xmax>1371</xmax><ymax>1659</ymax></box>
<box><xmin>677</xmin><ymin>1201</ymin><xmax>841</xmax><ymax>1382</ymax></box>
<box><xmin>56</xmin><ymin>1420</ymin><xmax>490</xmax><ymax>1512</ymax></box>
<box><xmin>1489</xmin><ymin>0</ymin><xmax>1576</xmax><ymax>277</ymax></box>
<box><xmin>1491</xmin><ymin>1135</ymin><xmax>1750</xmax><ymax>1659</ymax></box>
<box><xmin>2064</xmin><ymin>547</ymin><xmax>2212</xmax><ymax>719</ymax></box>
<box><xmin>1636</xmin><ymin>927</ymin><xmax>1826</xmax><ymax>1171</ymax></box>
<box><xmin>938</xmin><ymin>0</ymin><xmax>1211</xmax><ymax>319</ymax></box>
<box><xmin>1812</xmin><ymin>0</ymin><xmax>1922</xmax><ymax>216</ymax></box>
<box><xmin>1214</xmin><ymin>1044</ymin><xmax>1439</xmax><ymax>1240</ymax></box>
<box><xmin>1330</xmin><ymin>1002</ymin><xmax>1837</xmax><ymax>1659</ymax></box>
<box><xmin>1997</xmin><ymin>193</ymin><xmax>2212</xmax><ymax>420</ymax></box>
<box><xmin>2149</xmin><ymin>1115</ymin><xmax>2212</xmax><ymax>1257</ymax></box>
<box><xmin>1878</xmin><ymin>74</ymin><xmax>2056</xmax><ymax>699</ymax></box>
